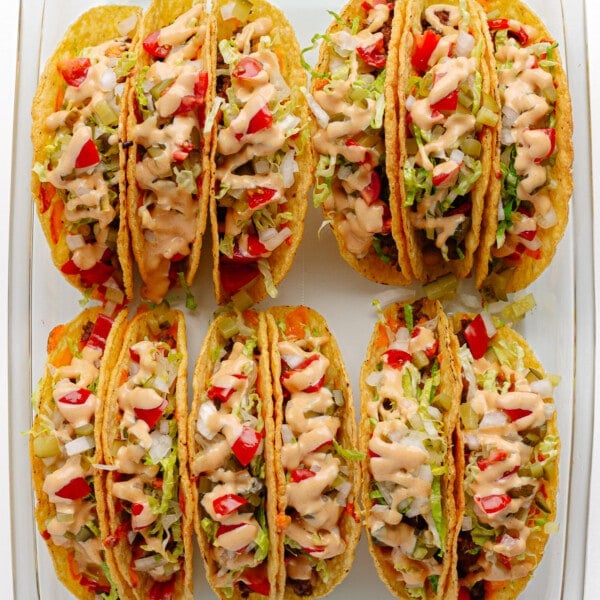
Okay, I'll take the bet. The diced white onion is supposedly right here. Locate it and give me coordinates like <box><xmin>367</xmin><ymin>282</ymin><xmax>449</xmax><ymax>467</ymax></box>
<box><xmin>280</xmin><ymin>150</ymin><xmax>298</xmax><ymax>188</ymax></box>
<box><xmin>407</xmin><ymin>412</ymin><xmax>423</xmax><ymax>432</ymax></box>
<box><xmin>337</xmin><ymin>165</ymin><xmax>353</xmax><ymax>182</ymax></box>
<box><xmin>149</xmin><ymin>432</ymin><xmax>172</xmax><ymax>463</ymax></box>
<box><xmin>455</xmin><ymin>31</ymin><xmax>475</xmax><ymax>57</ymax></box>
<box><xmin>497</xmin><ymin>200</ymin><xmax>506</xmax><ymax>221</ymax></box>
<box><xmin>281</xmin><ymin>424</ymin><xmax>294</xmax><ymax>445</ymax></box>
<box><xmin>303</xmin><ymin>88</ymin><xmax>330</xmax><ymax>129</ymax></box>
<box><xmin>220</xmin><ymin>2</ymin><xmax>237</xmax><ymax>20</ymax></box>
<box><xmin>427</xmin><ymin>405</ymin><xmax>442</xmax><ymax>421</ymax></box>
<box><xmin>66</xmin><ymin>234</ymin><xmax>86</xmax><ymax>251</ymax></box>
<box><xmin>127</xmin><ymin>530</ymin><xmax>137</xmax><ymax>545</ymax></box>
<box><xmin>463</xmin><ymin>432</ymin><xmax>481</xmax><ymax>450</ymax></box>
<box><xmin>375</xmin><ymin>286</ymin><xmax>422</xmax><ymax>308</ymax></box>
<box><xmin>480</xmin><ymin>311</ymin><xmax>497</xmax><ymax>338</ymax></box>
<box><xmin>260</xmin><ymin>226</ymin><xmax>291</xmax><ymax>251</ymax></box>
<box><xmin>501</xmin><ymin>127</ymin><xmax>515</xmax><ymax>145</ymax></box>
<box><xmin>152</xmin><ymin>375</ymin><xmax>170</xmax><ymax>394</ymax></box>
<box><xmin>544</xmin><ymin>402</ymin><xmax>556</xmax><ymax>420</ymax></box>
<box><xmin>92</xmin><ymin>463</ymin><xmax>118</xmax><ymax>471</ymax></box>
<box><xmin>117</xmin><ymin>14</ymin><xmax>138</xmax><ymax>37</ymax></box>
<box><xmin>335</xmin><ymin>481</ymin><xmax>352</xmax><ymax>506</ymax></box>
<box><xmin>134</xmin><ymin>555</ymin><xmax>166</xmax><ymax>572</ymax></box>
<box><xmin>450</xmin><ymin>148</ymin><xmax>465</xmax><ymax>164</ymax></box>
<box><xmin>422</xmin><ymin>417</ymin><xmax>438</xmax><ymax>437</ymax></box>
<box><xmin>461</xmin><ymin>515</ymin><xmax>473</xmax><ymax>531</ymax></box>
<box><xmin>479</xmin><ymin>410</ymin><xmax>508</xmax><ymax>429</ymax></box>
<box><xmin>537</xmin><ymin>206</ymin><xmax>558</xmax><ymax>229</ymax></box>
<box><xmin>100</xmin><ymin>69</ymin><xmax>117</xmax><ymax>92</ymax></box>
<box><xmin>502</xmin><ymin>105</ymin><xmax>519</xmax><ymax>128</ymax></box>
<box><xmin>405</xmin><ymin>95</ymin><xmax>416</xmax><ymax>111</ymax></box>
<box><xmin>280</xmin><ymin>114</ymin><xmax>301</xmax><ymax>133</ymax></box>
<box><xmin>197</xmin><ymin>401</ymin><xmax>218</xmax><ymax>440</ymax></box>
<box><xmin>158</xmin><ymin>419</ymin><xmax>170</xmax><ymax>435</ymax></box>
<box><xmin>519</xmin><ymin>234</ymin><xmax>542</xmax><ymax>251</ymax></box>
<box><xmin>331</xmin><ymin>30</ymin><xmax>359</xmax><ymax>52</ymax></box>
<box><xmin>366</xmin><ymin>370</ymin><xmax>384</xmax><ymax>387</ymax></box>
<box><xmin>65</xmin><ymin>435</ymin><xmax>95</xmax><ymax>457</ymax></box>
<box><xmin>254</xmin><ymin>159</ymin><xmax>270</xmax><ymax>174</ymax></box>
<box><xmin>281</xmin><ymin>353</ymin><xmax>304</xmax><ymax>369</ymax></box>
<box><xmin>332</xmin><ymin>389</ymin><xmax>345</xmax><ymax>406</ymax></box>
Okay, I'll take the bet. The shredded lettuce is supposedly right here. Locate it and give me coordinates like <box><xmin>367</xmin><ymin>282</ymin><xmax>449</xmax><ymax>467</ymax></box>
<box><xmin>333</xmin><ymin>438</ymin><xmax>365</xmax><ymax>461</ymax></box>
<box><xmin>257</xmin><ymin>259</ymin><xmax>278</xmax><ymax>298</ymax></box>
<box><xmin>430</xmin><ymin>476</ymin><xmax>446</xmax><ymax>551</ymax></box>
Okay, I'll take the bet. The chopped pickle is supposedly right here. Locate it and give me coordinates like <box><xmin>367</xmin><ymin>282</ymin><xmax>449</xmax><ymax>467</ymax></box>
<box><xmin>500</xmin><ymin>293</ymin><xmax>536</xmax><ymax>323</ymax></box>
<box><xmin>460</xmin><ymin>403</ymin><xmax>479</xmax><ymax>430</ymax></box>
<box><xmin>150</xmin><ymin>78</ymin><xmax>175</xmax><ymax>101</ymax></box>
<box><xmin>412</xmin><ymin>350</ymin><xmax>429</xmax><ymax>370</ymax></box>
<box><xmin>424</xmin><ymin>274</ymin><xmax>458</xmax><ymax>300</ymax></box>
<box><xmin>93</xmin><ymin>100</ymin><xmax>118</xmax><ymax>127</ymax></box>
<box><xmin>33</xmin><ymin>434</ymin><xmax>61</xmax><ymax>458</ymax></box>
<box><xmin>75</xmin><ymin>423</ymin><xmax>95</xmax><ymax>437</ymax></box>
<box><xmin>218</xmin><ymin>316</ymin><xmax>239</xmax><ymax>339</ymax></box>
<box><xmin>232</xmin><ymin>289</ymin><xmax>254</xmax><ymax>312</ymax></box>
<box><xmin>432</xmin><ymin>392</ymin><xmax>452</xmax><ymax>411</ymax></box>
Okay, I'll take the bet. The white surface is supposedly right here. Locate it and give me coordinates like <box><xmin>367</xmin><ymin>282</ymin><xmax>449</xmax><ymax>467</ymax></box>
<box><xmin>3</xmin><ymin>0</ymin><xmax>595</xmax><ymax>598</ymax></box>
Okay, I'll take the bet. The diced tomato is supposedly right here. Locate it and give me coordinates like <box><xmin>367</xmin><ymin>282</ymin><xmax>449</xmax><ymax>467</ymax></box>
<box><xmin>130</xmin><ymin>348</ymin><xmax>140</xmax><ymax>363</ymax></box>
<box><xmin>195</xmin><ymin>71</ymin><xmax>209</xmax><ymax>98</ymax></box>
<box><xmin>61</xmin><ymin>259</ymin><xmax>115</xmax><ymax>286</ymax></box>
<box><xmin>411</xmin><ymin>30</ymin><xmax>441</xmax><ymax>74</ymax></box>
<box><xmin>463</xmin><ymin>314</ymin><xmax>491</xmax><ymax>360</ymax></box>
<box><xmin>79</xmin><ymin>574</ymin><xmax>111</xmax><ymax>594</ymax></box>
<box><xmin>458</xmin><ymin>586</ymin><xmax>472</xmax><ymax>600</ymax></box>
<box><xmin>213</xmin><ymin>493</ymin><xmax>248</xmax><ymax>516</ymax></box>
<box><xmin>487</xmin><ymin>19</ymin><xmax>529</xmax><ymax>46</ymax></box>
<box><xmin>86</xmin><ymin>314</ymin><xmax>114</xmax><ymax>351</ymax></box>
<box><xmin>149</xmin><ymin>578</ymin><xmax>176</xmax><ymax>600</ymax></box>
<box><xmin>303</xmin><ymin>375</ymin><xmax>325</xmax><ymax>393</ymax></box>
<box><xmin>75</xmin><ymin>139</ymin><xmax>100</xmax><ymax>169</ymax></box>
<box><xmin>475</xmin><ymin>493</ymin><xmax>511</xmax><ymax>515</ymax></box>
<box><xmin>357</xmin><ymin>37</ymin><xmax>386</xmax><ymax>68</ymax></box>
<box><xmin>345</xmin><ymin>501</ymin><xmax>360</xmax><ymax>523</ymax></box>
<box><xmin>217</xmin><ymin>522</ymin><xmax>245</xmax><ymax>538</ymax></box>
<box><xmin>430</xmin><ymin>89</ymin><xmax>459</xmax><ymax>113</ymax></box>
<box><xmin>290</xmin><ymin>468</ymin><xmax>317</xmax><ymax>483</ymax></box>
<box><xmin>503</xmin><ymin>408</ymin><xmax>532</xmax><ymax>422</ymax></box>
<box><xmin>240</xmin><ymin>566</ymin><xmax>270</xmax><ymax>596</ymax></box>
<box><xmin>58</xmin><ymin>388</ymin><xmax>93</xmax><ymax>405</ymax></box>
<box><xmin>360</xmin><ymin>170</ymin><xmax>381</xmax><ymax>204</ymax></box>
<box><xmin>368</xmin><ymin>448</ymin><xmax>380</xmax><ymax>458</ymax></box>
<box><xmin>433</xmin><ymin>162</ymin><xmax>461</xmax><ymax>188</ymax></box>
<box><xmin>173</xmin><ymin>95</ymin><xmax>198</xmax><ymax>115</ymax></box>
<box><xmin>246</xmin><ymin>235</ymin><xmax>270</xmax><ymax>258</ymax></box>
<box><xmin>143</xmin><ymin>30</ymin><xmax>172</xmax><ymax>59</ymax></box>
<box><xmin>498</xmin><ymin>553</ymin><xmax>512</xmax><ymax>570</ymax></box>
<box><xmin>57</xmin><ymin>57</ymin><xmax>91</xmax><ymax>87</ymax></box>
<box><xmin>232</xmin><ymin>56</ymin><xmax>263</xmax><ymax>80</ymax></box>
<box><xmin>172</xmin><ymin>141</ymin><xmax>194</xmax><ymax>162</ymax></box>
<box><xmin>518</xmin><ymin>229</ymin><xmax>537</xmax><ymax>241</ymax></box>
<box><xmin>247</xmin><ymin>105</ymin><xmax>273</xmax><ymax>134</ymax></box>
<box><xmin>207</xmin><ymin>385</ymin><xmax>235</xmax><ymax>403</ymax></box>
<box><xmin>219</xmin><ymin>260</ymin><xmax>260</xmax><ymax>296</ymax></box>
<box><xmin>231</xmin><ymin>426</ymin><xmax>262</xmax><ymax>466</ymax></box>
<box><xmin>134</xmin><ymin>398</ymin><xmax>167</xmax><ymax>430</ymax></box>
<box><xmin>477</xmin><ymin>449</ymin><xmax>508</xmax><ymax>471</ymax></box>
<box><xmin>132</xmin><ymin>503</ymin><xmax>144</xmax><ymax>516</ymax></box>
<box><xmin>56</xmin><ymin>477</ymin><xmax>92</xmax><ymax>501</ymax></box>
<box><xmin>247</xmin><ymin>187</ymin><xmax>277</xmax><ymax>209</ymax></box>
<box><xmin>534</xmin><ymin>128</ymin><xmax>556</xmax><ymax>163</ymax></box>
<box><xmin>383</xmin><ymin>349</ymin><xmax>412</xmax><ymax>369</ymax></box>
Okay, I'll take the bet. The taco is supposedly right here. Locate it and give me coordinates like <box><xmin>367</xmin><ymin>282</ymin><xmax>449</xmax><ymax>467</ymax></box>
<box><xmin>308</xmin><ymin>0</ymin><xmax>412</xmax><ymax>285</ymax></box>
<box><xmin>451</xmin><ymin>312</ymin><xmax>559</xmax><ymax>599</ymax></box>
<box><xmin>189</xmin><ymin>309</ymin><xmax>278</xmax><ymax>599</ymax></box>
<box><xmin>126</xmin><ymin>0</ymin><xmax>214</xmax><ymax>304</ymax></box>
<box><xmin>398</xmin><ymin>0</ymin><xmax>498</xmax><ymax>282</ymax></box>
<box><xmin>267</xmin><ymin>305</ymin><xmax>361</xmax><ymax>599</ymax></box>
<box><xmin>211</xmin><ymin>0</ymin><xmax>312</xmax><ymax>306</ymax></box>
<box><xmin>99</xmin><ymin>306</ymin><xmax>193</xmax><ymax>599</ymax></box>
<box><xmin>359</xmin><ymin>298</ymin><xmax>461</xmax><ymax>599</ymax></box>
<box><xmin>31</xmin><ymin>6</ymin><xmax>140</xmax><ymax>308</ymax></box>
<box><xmin>30</xmin><ymin>307</ymin><xmax>128</xmax><ymax>598</ymax></box>
<box><xmin>474</xmin><ymin>0</ymin><xmax>573</xmax><ymax>296</ymax></box>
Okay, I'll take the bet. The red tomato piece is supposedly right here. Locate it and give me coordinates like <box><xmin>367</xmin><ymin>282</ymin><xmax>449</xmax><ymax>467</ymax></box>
<box><xmin>430</xmin><ymin>89</ymin><xmax>459</xmax><ymax>113</ymax></box>
<box><xmin>240</xmin><ymin>566</ymin><xmax>270</xmax><ymax>596</ymax></box>
<box><xmin>383</xmin><ymin>349</ymin><xmax>412</xmax><ymax>369</ymax></box>
<box><xmin>357</xmin><ymin>37</ymin><xmax>386</xmax><ymax>68</ymax></box>
<box><xmin>172</xmin><ymin>141</ymin><xmax>194</xmax><ymax>162</ymax></box>
<box><xmin>432</xmin><ymin>162</ymin><xmax>461</xmax><ymax>187</ymax></box>
<box><xmin>477</xmin><ymin>449</ymin><xmax>508</xmax><ymax>471</ymax></box>
<box><xmin>411</xmin><ymin>30</ymin><xmax>441</xmax><ymax>74</ymax></box>
<box><xmin>291</xmin><ymin>468</ymin><xmax>317</xmax><ymax>483</ymax></box>
<box><xmin>132</xmin><ymin>503</ymin><xmax>144</xmax><ymax>516</ymax></box>
<box><xmin>247</xmin><ymin>187</ymin><xmax>277</xmax><ymax>209</ymax></box>
<box><xmin>219</xmin><ymin>260</ymin><xmax>260</xmax><ymax>296</ymax></box>
<box><xmin>56</xmin><ymin>477</ymin><xmax>92</xmax><ymax>501</ymax></box>
<box><xmin>149</xmin><ymin>578</ymin><xmax>176</xmax><ymax>600</ymax></box>
<box><xmin>518</xmin><ymin>229</ymin><xmax>537</xmax><ymax>241</ymax></box>
<box><xmin>232</xmin><ymin>56</ymin><xmax>263</xmax><ymax>80</ymax></box>
<box><xmin>231</xmin><ymin>426</ymin><xmax>262</xmax><ymax>466</ymax></box>
<box><xmin>79</xmin><ymin>575</ymin><xmax>111</xmax><ymax>594</ymax></box>
<box><xmin>217</xmin><ymin>522</ymin><xmax>244</xmax><ymax>538</ymax></box>
<box><xmin>534</xmin><ymin>128</ymin><xmax>556</xmax><ymax>163</ymax></box>
<box><xmin>247</xmin><ymin>105</ymin><xmax>273</xmax><ymax>134</ymax></box>
<box><xmin>79</xmin><ymin>262</ymin><xmax>115</xmax><ymax>286</ymax></box>
<box><xmin>360</xmin><ymin>170</ymin><xmax>381</xmax><ymax>204</ymax></box>
<box><xmin>458</xmin><ymin>586</ymin><xmax>472</xmax><ymax>600</ymax></box>
<box><xmin>503</xmin><ymin>408</ymin><xmax>532</xmax><ymax>422</ymax></box>
<box><xmin>173</xmin><ymin>95</ymin><xmax>198</xmax><ymax>116</ymax></box>
<box><xmin>498</xmin><ymin>553</ymin><xmax>512</xmax><ymax>570</ymax></box>
<box><xmin>207</xmin><ymin>385</ymin><xmax>235</xmax><ymax>403</ymax></box>
<box><xmin>303</xmin><ymin>376</ymin><xmax>325</xmax><ymax>393</ymax></box>
<box><xmin>57</xmin><ymin>57</ymin><xmax>91</xmax><ymax>88</ymax></box>
<box><xmin>487</xmin><ymin>19</ymin><xmax>529</xmax><ymax>45</ymax></box>
<box><xmin>58</xmin><ymin>388</ymin><xmax>93</xmax><ymax>405</ymax></box>
<box><xmin>143</xmin><ymin>30</ymin><xmax>172</xmax><ymax>59</ymax></box>
<box><xmin>246</xmin><ymin>235</ymin><xmax>270</xmax><ymax>258</ymax></box>
<box><xmin>463</xmin><ymin>314</ymin><xmax>490</xmax><ymax>360</ymax></box>
<box><xmin>195</xmin><ymin>71</ymin><xmax>209</xmax><ymax>98</ymax></box>
<box><xmin>212</xmin><ymin>493</ymin><xmax>248</xmax><ymax>516</ymax></box>
<box><xmin>134</xmin><ymin>398</ymin><xmax>167</xmax><ymax>430</ymax></box>
<box><xmin>475</xmin><ymin>493</ymin><xmax>511</xmax><ymax>515</ymax></box>
<box><xmin>86</xmin><ymin>314</ymin><xmax>114</xmax><ymax>351</ymax></box>
<box><xmin>75</xmin><ymin>139</ymin><xmax>100</xmax><ymax>169</ymax></box>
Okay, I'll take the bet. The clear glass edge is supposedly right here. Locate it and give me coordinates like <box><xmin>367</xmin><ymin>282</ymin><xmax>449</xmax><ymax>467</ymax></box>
<box><xmin>6</xmin><ymin>0</ymin><xmax>593</xmax><ymax>598</ymax></box>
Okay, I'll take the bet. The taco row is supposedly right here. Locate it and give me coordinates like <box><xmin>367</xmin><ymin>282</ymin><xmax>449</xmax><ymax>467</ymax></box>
<box><xmin>31</xmin><ymin>0</ymin><xmax>311</xmax><ymax>310</ymax></box>
<box><xmin>360</xmin><ymin>298</ymin><xmax>559</xmax><ymax>599</ymax></box>
<box><xmin>309</xmin><ymin>0</ymin><xmax>573</xmax><ymax>295</ymax></box>
<box><xmin>31</xmin><ymin>304</ymin><xmax>362</xmax><ymax>599</ymax></box>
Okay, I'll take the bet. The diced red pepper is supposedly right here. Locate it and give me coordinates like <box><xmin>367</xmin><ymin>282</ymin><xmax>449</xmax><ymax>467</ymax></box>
<box><xmin>357</xmin><ymin>36</ymin><xmax>386</xmax><ymax>68</ymax></box>
<box><xmin>58</xmin><ymin>388</ymin><xmax>93</xmax><ymax>405</ymax></box>
<box><xmin>134</xmin><ymin>398</ymin><xmax>167</xmax><ymax>430</ymax></box>
<box><xmin>56</xmin><ymin>477</ymin><xmax>92</xmax><ymax>501</ymax></box>
<box><xmin>247</xmin><ymin>187</ymin><xmax>277</xmax><ymax>209</ymax></box>
<box><xmin>487</xmin><ymin>19</ymin><xmax>529</xmax><ymax>46</ymax></box>
<box><xmin>86</xmin><ymin>314</ymin><xmax>114</xmax><ymax>351</ymax></box>
<box><xmin>219</xmin><ymin>260</ymin><xmax>260</xmax><ymax>296</ymax></box>
<box><xmin>143</xmin><ymin>30</ymin><xmax>172</xmax><ymax>59</ymax></box>
<box><xmin>240</xmin><ymin>566</ymin><xmax>270</xmax><ymax>596</ymax></box>
<box><xmin>247</xmin><ymin>105</ymin><xmax>273</xmax><ymax>134</ymax></box>
<box><xmin>75</xmin><ymin>139</ymin><xmax>100</xmax><ymax>169</ymax></box>
<box><xmin>534</xmin><ymin>128</ymin><xmax>556</xmax><ymax>163</ymax></box>
<box><xmin>207</xmin><ymin>385</ymin><xmax>235</xmax><ymax>403</ymax></box>
<box><xmin>57</xmin><ymin>57</ymin><xmax>91</xmax><ymax>88</ymax></box>
<box><xmin>383</xmin><ymin>349</ymin><xmax>412</xmax><ymax>369</ymax></box>
<box><xmin>411</xmin><ymin>30</ymin><xmax>441</xmax><ymax>74</ymax></box>
<box><xmin>291</xmin><ymin>468</ymin><xmax>317</xmax><ymax>483</ymax></box>
<box><xmin>231</xmin><ymin>426</ymin><xmax>262</xmax><ymax>466</ymax></box>
<box><xmin>149</xmin><ymin>578</ymin><xmax>176</xmax><ymax>600</ymax></box>
<box><xmin>430</xmin><ymin>89</ymin><xmax>459</xmax><ymax>113</ymax></box>
<box><xmin>213</xmin><ymin>493</ymin><xmax>248</xmax><ymax>516</ymax></box>
<box><xmin>463</xmin><ymin>314</ymin><xmax>491</xmax><ymax>360</ymax></box>
<box><xmin>477</xmin><ymin>449</ymin><xmax>508</xmax><ymax>471</ymax></box>
<box><xmin>503</xmin><ymin>408</ymin><xmax>532</xmax><ymax>422</ymax></box>
<box><xmin>518</xmin><ymin>229</ymin><xmax>537</xmax><ymax>241</ymax></box>
<box><xmin>232</xmin><ymin>56</ymin><xmax>263</xmax><ymax>80</ymax></box>
<box><xmin>360</xmin><ymin>170</ymin><xmax>381</xmax><ymax>205</ymax></box>
<box><xmin>475</xmin><ymin>493</ymin><xmax>511</xmax><ymax>515</ymax></box>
